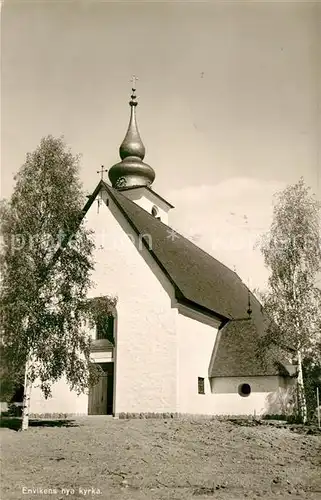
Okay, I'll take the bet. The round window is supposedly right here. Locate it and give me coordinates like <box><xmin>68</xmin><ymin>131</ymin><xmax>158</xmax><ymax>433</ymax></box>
<box><xmin>238</xmin><ymin>383</ymin><xmax>251</xmax><ymax>397</ymax></box>
<box><xmin>151</xmin><ymin>205</ymin><xmax>159</xmax><ymax>217</ymax></box>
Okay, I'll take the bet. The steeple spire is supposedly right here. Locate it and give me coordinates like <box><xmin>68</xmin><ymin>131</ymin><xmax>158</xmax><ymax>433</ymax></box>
<box><xmin>108</xmin><ymin>77</ymin><xmax>155</xmax><ymax>189</ymax></box>
<box><xmin>119</xmin><ymin>82</ymin><xmax>145</xmax><ymax>161</ymax></box>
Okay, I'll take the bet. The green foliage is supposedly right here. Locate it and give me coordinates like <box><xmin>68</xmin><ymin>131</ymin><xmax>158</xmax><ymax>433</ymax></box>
<box><xmin>257</xmin><ymin>178</ymin><xmax>321</xmax><ymax>421</ymax></box>
<box><xmin>258</xmin><ymin>178</ymin><xmax>321</xmax><ymax>354</ymax></box>
<box><xmin>0</xmin><ymin>345</ymin><xmax>24</xmax><ymax>402</ymax></box>
<box><xmin>84</xmin><ymin>295</ymin><xmax>117</xmax><ymax>328</ymax></box>
<box><xmin>303</xmin><ymin>353</ymin><xmax>321</xmax><ymax>421</ymax></box>
<box><xmin>0</xmin><ymin>135</ymin><xmax>109</xmax><ymax>399</ymax></box>
<box><xmin>85</xmin><ymin>295</ymin><xmax>117</xmax><ymax>345</ymax></box>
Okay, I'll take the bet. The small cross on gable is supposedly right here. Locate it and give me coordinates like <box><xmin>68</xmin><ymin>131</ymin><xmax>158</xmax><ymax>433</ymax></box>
<box><xmin>97</xmin><ymin>165</ymin><xmax>108</xmax><ymax>181</ymax></box>
<box><xmin>96</xmin><ymin>166</ymin><xmax>108</xmax><ymax>214</ymax></box>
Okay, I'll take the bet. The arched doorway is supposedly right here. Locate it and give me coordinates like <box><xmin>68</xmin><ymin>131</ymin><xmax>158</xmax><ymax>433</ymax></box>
<box><xmin>88</xmin><ymin>309</ymin><xmax>116</xmax><ymax>415</ymax></box>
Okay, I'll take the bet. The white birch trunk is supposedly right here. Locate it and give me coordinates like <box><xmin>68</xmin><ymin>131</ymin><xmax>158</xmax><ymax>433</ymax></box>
<box><xmin>291</xmin><ymin>267</ymin><xmax>307</xmax><ymax>424</ymax></box>
<box><xmin>21</xmin><ymin>359</ymin><xmax>32</xmax><ymax>431</ymax></box>
<box><xmin>297</xmin><ymin>349</ymin><xmax>307</xmax><ymax>424</ymax></box>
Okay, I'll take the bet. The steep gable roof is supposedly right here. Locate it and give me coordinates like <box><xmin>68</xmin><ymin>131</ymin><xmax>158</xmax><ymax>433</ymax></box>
<box><xmin>101</xmin><ymin>181</ymin><xmax>261</xmax><ymax>323</ymax></box>
<box><xmin>82</xmin><ymin>181</ymin><xmax>287</xmax><ymax>377</ymax></box>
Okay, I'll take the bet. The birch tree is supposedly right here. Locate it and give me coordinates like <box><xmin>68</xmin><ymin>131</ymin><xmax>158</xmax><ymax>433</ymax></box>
<box><xmin>259</xmin><ymin>178</ymin><xmax>321</xmax><ymax>423</ymax></box>
<box><xmin>0</xmin><ymin>136</ymin><xmax>99</xmax><ymax>430</ymax></box>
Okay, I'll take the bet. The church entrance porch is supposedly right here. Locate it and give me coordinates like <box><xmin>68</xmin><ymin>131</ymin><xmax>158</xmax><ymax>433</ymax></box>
<box><xmin>88</xmin><ymin>362</ymin><xmax>114</xmax><ymax>415</ymax></box>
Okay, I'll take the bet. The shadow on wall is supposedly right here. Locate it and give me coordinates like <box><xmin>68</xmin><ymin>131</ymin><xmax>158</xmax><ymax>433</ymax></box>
<box><xmin>0</xmin><ymin>417</ymin><xmax>79</xmax><ymax>432</ymax></box>
<box><xmin>264</xmin><ymin>386</ymin><xmax>296</xmax><ymax>418</ymax></box>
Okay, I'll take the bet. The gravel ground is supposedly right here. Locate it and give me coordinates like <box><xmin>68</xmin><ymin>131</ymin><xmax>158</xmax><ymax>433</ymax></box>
<box><xmin>1</xmin><ymin>416</ymin><xmax>321</xmax><ymax>500</ymax></box>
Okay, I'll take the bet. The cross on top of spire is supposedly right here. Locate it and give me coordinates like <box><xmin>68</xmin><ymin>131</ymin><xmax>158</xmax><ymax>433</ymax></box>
<box><xmin>130</xmin><ymin>75</ymin><xmax>138</xmax><ymax>90</ymax></box>
<box><xmin>129</xmin><ymin>75</ymin><xmax>139</xmax><ymax>107</ymax></box>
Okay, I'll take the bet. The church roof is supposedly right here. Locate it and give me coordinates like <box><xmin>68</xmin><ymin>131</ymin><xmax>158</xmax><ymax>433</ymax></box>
<box><xmin>210</xmin><ymin>319</ymin><xmax>283</xmax><ymax>377</ymax></box>
<box><xmin>82</xmin><ymin>180</ymin><xmax>286</xmax><ymax>377</ymax></box>
<box><xmin>100</xmin><ymin>180</ymin><xmax>259</xmax><ymax>322</ymax></box>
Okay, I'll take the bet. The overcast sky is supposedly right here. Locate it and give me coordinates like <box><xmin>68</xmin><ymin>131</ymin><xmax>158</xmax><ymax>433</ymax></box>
<box><xmin>1</xmin><ymin>1</ymin><xmax>320</xmax><ymax>291</ymax></box>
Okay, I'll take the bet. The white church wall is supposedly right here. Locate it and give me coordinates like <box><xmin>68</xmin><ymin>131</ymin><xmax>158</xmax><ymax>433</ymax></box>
<box><xmin>30</xmin><ymin>379</ymin><xmax>88</xmax><ymax>417</ymax></box>
<box><xmin>176</xmin><ymin>308</ymin><xmax>289</xmax><ymax>417</ymax></box>
<box><xmin>210</xmin><ymin>376</ymin><xmax>284</xmax><ymax>416</ymax></box>
<box><xmin>29</xmin><ymin>186</ymin><xmax>177</xmax><ymax>416</ymax></box>
<box><xmin>90</xmin><ymin>189</ymin><xmax>178</xmax><ymax>415</ymax></box>
<box><xmin>176</xmin><ymin>309</ymin><xmax>220</xmax><ymax>414</ymax></box>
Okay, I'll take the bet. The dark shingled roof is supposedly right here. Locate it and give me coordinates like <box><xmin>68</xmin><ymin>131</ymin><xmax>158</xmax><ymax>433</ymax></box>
<box><xmin>102</xmin><ymin>181</ymin><xmax>260</xmax><ymax>322</ymax></box>
<box><xmin>82</xmin><ymin>181</ymin><xmax>287</xmax><ymax>377</ymax></box>
<box><xmin>211</xmin><ymin>319</ymin><xmax>281</xmax><ymax>377</ymax></box>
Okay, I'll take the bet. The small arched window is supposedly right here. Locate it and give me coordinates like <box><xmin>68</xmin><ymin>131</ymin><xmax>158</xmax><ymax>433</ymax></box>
<box><xmin>151</xmin><ymin>205</ymin><xmax>161</xmax><ymax>221</ymax></box>
<box><xmin>151</xmin><ymin>205</ymin><xmax>159</xmax><ymax>217</ymax></box>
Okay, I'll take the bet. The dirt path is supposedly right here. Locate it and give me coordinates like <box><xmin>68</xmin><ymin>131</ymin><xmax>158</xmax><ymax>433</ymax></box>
<box><xmin>1</xmin><ymin>417</ymin><xmax>321</xmax><ymax>499</ymax></box>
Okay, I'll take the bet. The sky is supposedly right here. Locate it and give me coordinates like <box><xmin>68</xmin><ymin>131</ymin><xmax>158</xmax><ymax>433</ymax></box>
<box><xmin>1</xmin><ymin>1</ymin><xmax>320</xmax><ymax>292</ymax></box>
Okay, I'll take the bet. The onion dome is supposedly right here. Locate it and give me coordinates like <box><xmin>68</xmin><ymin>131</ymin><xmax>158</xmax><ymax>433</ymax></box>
<box><xmin>108</xmin><ymin>84</ymin><xmax>155</xmax><ymax>189</ymax></box>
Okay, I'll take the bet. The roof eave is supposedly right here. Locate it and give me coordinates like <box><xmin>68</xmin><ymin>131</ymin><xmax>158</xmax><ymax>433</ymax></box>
<box><xmin>176</xmin><ymin>295</ymin><xmax>229</xmax><ymax>325</ymax></box>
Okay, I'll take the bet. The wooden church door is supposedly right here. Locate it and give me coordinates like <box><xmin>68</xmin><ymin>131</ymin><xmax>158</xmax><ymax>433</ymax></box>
<box><xmin>88</xmin><ymin>363</ymin><xmax>114</xmax><ymax>415</ymax></box>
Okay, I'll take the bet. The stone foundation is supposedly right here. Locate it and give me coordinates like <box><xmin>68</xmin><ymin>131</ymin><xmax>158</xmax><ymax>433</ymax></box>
<box><xmin>27</xmin><ymin>412</ymin><xmax>264</xmax><ymax>420</ymax></box>
<box><xmin>117</xmin><ymin>412</ymin><xmax>178</xmax><ymax>419</ymax></box>
<box><xmin>29</xmin><ymin>413</ymin><xmax>87</xmax><ymax>419</ymax></box>
<box><xmin>116</xmin><ymin>412</ymin><xmax>261</xmax><ymax>420</ymax></box>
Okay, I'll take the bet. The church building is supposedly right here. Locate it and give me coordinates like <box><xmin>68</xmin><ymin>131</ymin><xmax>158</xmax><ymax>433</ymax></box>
<box><xmin>29</xmin><ymin>86</ymin><xmax>296</xmax><ymax>418</ymax></box>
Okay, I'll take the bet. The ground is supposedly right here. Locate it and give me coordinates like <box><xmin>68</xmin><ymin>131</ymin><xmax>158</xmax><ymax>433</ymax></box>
<box><xmin>1</xmin><ymin>417</ymin><xmax>321</xmax><ymax>500</ymax></box>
